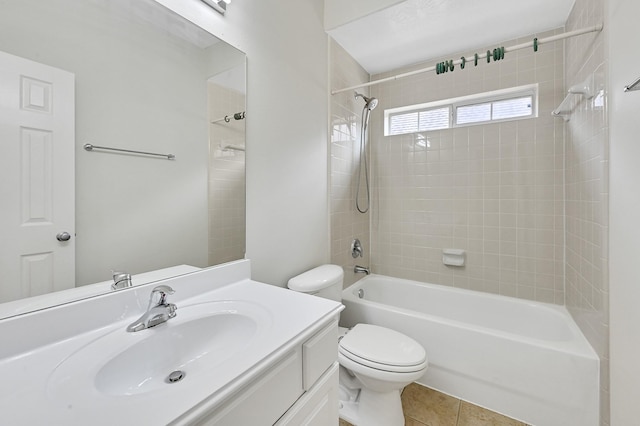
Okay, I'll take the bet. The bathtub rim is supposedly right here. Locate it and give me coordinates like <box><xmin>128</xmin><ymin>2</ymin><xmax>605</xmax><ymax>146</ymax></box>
<box><xmin>342</xmin><ymin>274</ymin><xmax>598</xmax><ymax>360</ymax></box>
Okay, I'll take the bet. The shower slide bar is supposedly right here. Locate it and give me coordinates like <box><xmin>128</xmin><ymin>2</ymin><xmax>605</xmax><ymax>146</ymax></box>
<box><xmin>83</xmin><ymin>143</ymin><xmax>175</xmax><ymax>160</ymax></box>
<box><xmin>331</xmin><ymin>23</ymin><xmax>604</xmax><ymax>95</ymax></box>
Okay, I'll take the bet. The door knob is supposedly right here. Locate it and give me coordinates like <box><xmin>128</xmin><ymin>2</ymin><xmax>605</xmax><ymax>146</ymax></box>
<box><xmin>56</xmin><ymin>232</ymin><xmax>71</xmax><ymax>242</ymax></box>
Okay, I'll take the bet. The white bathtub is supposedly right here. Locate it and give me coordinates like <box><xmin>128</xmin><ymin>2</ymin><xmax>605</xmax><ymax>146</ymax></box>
<box><xmin>340</xmin><ymin>275</ymin><xmax>599</xmax><ymax>426</ymax></box>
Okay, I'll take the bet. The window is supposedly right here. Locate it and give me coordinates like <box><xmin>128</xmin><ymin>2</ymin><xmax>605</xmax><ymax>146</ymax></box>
<box><xmin>388</xmin><ymin>107</ymin><xmax>449</xmax><ymax>135</ymax></box>
<box><xmin>384</xmin><ymin>84</ymin><xmax>537</xmax><ymax>136</ymax></box>
<box><xmin>456</xmin><ymin>102</ymin><xmax>491</xmax><ymax>125</ymax></box>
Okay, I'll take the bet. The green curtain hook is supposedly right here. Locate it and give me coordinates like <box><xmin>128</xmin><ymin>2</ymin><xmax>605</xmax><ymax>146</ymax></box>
<box><xmin>533</xmin><ymin>38</ymin><xmax>538</xmax><ymax>52</ymax></box>
<box><xmin>493</xmin><ymin>48</ymin><xmax>498</xmax><ymax>61</ymax></box>
<box><xmin>448</xmin><ymin>59</ymin><xmax>454</xmax><ymax>72</ymax></box>
<box><xmin>474</xmin><ymin>53</ymin><xmax>479</xmax><ymax>66</ymax></box>
<box><xmin>460</xmin><ymin>57</ymin><xmax>466</xmax><ymax>69</ymax></box>
<box><xmin>501</xmin><ymin>46</ymin><xmax>505</xmax><ymax>60</ymax></box>
<box><xmin>487</xmin><ymin>50</ymin><xmax>491</xmax><ymax>63</ymax></box>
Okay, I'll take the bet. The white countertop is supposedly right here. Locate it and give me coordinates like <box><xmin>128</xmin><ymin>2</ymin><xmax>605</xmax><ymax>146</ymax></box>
<box><xmin>0</xmin><ymin>260</ymin><xmax>342</xmax><ymax>425</ymax></box>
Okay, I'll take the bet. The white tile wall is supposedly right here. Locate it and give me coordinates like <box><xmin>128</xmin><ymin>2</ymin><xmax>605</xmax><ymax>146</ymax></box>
<box><xmin>564</xmin><ymin>0</ymin><xmax>609</xmax><ymax>424</ymax></box>
<box><xmin>329</xmin><ymin>39</ymin><xmax>371</xmax><ymax>287</ymax></box>
<box><xmin>368</xmin><ymin>30</ymin><xmax>566</xmax><ymax>304</ymax></box>
<box><xmin>329</xmin><ymin>8</ymin><xmax>609</xmax><ymax>425</ymax></box>
<box><xmin>208</xmin><ymin>82</ymin><xmax>246</xmax><ymax>265</ymax></box>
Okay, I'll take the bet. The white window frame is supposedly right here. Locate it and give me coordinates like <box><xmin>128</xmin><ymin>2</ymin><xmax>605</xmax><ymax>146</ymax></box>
<box><xmin>384</xmin><ymin>84</ymin><xmax>538</xmax><ymax>136</ymax></box>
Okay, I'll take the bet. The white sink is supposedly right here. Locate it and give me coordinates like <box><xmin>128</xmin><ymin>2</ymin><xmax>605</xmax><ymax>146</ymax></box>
<box><xmin>47</xmin><ymin>300</ymin><xmax>272</xmax><ymax>399</ymax></box>
<box><xmin>0</xmin><ymin>262</ymin><xmax>344</xmax><ymax>426</ymax></box>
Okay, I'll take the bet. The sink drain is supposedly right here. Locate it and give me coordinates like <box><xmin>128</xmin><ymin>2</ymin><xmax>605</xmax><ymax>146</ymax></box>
<box><xmin>166</xmin><ymin>370</ymin><xmax>186</xmax><ymax>383</ymax></box>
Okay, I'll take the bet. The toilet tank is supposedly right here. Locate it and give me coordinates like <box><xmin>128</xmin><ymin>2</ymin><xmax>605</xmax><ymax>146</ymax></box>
<box><xmin>287</xmin><ymin>264</ymin><xmax>344</xmax><ymax>302</ymax></box>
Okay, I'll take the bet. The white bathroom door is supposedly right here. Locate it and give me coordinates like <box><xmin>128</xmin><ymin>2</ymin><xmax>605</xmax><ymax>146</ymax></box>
<box><xmin>0</xmin><ymin>50</ymin><xmax>75</xmax><ymax>303</ymax></box>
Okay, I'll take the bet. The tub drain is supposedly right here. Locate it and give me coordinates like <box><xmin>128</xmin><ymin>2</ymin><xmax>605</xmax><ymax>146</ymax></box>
<box><xmin>357</xmin><ymin>289</ymin><xmax>364</xmax><ymax>299</ymax></box>
<box><xmin>166</xmin><ymin>370</ymin><xmax>186</xmax><ymax>383</ymax></box>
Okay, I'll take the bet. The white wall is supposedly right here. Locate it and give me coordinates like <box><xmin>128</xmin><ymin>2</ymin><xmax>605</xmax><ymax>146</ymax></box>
<box><xmin>608</xmin><ymin>0</ymin><xmax>640</xmax><ymax>423</ymax></box>
<box><xmin>157</xmin><ymin>0</ymin><xmax>330</xmax><ymax>286</ymax></box>
<box><xmin>324</xmin><ymin>0</ymin><xmax>403</xmax><ymax>30</ymax></box>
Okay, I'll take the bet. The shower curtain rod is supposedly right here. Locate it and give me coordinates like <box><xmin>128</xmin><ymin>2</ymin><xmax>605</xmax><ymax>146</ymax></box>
<box><xmin>331</xmin><ymin>23</ymin><xmax>604</xmax><ymax>95</ymax></box>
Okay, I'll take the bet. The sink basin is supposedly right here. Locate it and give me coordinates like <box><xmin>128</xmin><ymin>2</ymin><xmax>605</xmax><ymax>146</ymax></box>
<box><xmin>96</xmin><ymin>310</ymin><xmax>258</xmax><ymax>395</ymax></box>
<box><xmin>47</xmin><ymin>300</ymin><xmax>272</xmax><ymax>399</ymax></box>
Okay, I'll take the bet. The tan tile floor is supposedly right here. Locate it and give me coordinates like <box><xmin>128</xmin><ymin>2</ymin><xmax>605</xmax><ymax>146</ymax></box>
<box><xmin>339</xmin><ymin>383</ymin><xmax>529</xmax><ymax>426</ymax></box>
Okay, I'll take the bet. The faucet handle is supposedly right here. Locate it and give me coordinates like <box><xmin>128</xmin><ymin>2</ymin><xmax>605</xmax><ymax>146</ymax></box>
<box><xmin>113</xmin><ymin>271</ymin><xmax>127</xmax><ymax>280</ymax></box>
<box><xmin>111</xmin><ymin>271</ymin><xmax>132</xmax><ymax>290</ymax></box>
<box><xmin>351</xmin><ymin>238</ymin><xmax>364</xmax><ymax>258</ymax></box>
<box><xmin>152</xmin><ymin>285</ymin><xmax>175</xmax><ymax>294</ymax></box>
<box><xmin>150</xmin><ymin>285</ymin><xmax>175</xmax><ymax>306</ymax></box>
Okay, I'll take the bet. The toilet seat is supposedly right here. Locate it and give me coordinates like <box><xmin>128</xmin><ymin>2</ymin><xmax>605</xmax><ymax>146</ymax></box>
<box><xmin>339</xmin><ymin>324</ymin><xmax>427</xmax><ymax>373</ymax></box>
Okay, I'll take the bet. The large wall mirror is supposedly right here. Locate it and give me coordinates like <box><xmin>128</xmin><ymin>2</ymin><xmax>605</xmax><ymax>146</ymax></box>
<box><xmin>0</xmin><ymin>0</ymin><xmax>246</xmax><ymax>319</ymax></box>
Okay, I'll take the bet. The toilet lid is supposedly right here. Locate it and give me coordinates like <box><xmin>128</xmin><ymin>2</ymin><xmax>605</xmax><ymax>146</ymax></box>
<box><xmin>339</xmin><ymin>324</ymin><xmax>426</xmax><ymax>369</ymax></box>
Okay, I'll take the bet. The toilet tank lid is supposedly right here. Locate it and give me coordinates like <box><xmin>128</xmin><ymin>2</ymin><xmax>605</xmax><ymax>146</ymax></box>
<box><xmin>287</xmin><ymin>264</ymin><xmax>344</xmax><ymax>293</ymax></box>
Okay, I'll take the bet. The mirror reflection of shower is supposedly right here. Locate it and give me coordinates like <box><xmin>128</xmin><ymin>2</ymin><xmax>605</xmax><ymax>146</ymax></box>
<box><xmin>354</xmin><ymin>92</ymin><xmax>378</xmax><ymax>214</ymax></box>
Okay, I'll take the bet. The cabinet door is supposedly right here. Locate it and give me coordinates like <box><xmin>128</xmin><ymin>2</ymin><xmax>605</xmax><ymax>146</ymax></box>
<box><xmin>276</xmin><ymin>363</ymin><xmax>339</xmax><ymax>426</ymax></box>
<box><xmin>196</xmin><ymin>349</ymin><xmax>303</xmax><ymax>426</ymax></box>
<box><xmin>303</xmin><ymin>321</ymin><xmax>338</xmax><ymax>390</ymax></box>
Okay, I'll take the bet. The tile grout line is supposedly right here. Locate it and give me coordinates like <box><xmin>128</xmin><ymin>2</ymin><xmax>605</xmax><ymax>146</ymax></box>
<box><xmin>455</xmin><ymin>397</ymin><xmax>462</xmax><ymax>426</ymax></box>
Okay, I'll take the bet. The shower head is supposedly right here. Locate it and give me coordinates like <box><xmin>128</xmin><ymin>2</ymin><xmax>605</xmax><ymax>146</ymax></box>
<box><xmin>355</xmin><ymin>92</ymin><xmax>378</xmax><ymax>111</ymax></box>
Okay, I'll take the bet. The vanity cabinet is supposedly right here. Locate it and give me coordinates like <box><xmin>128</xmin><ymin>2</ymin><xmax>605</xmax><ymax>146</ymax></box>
<box><xmin>0</xmin><ymin>261</ymin><xmax>344</xmax><ymax>426</ymax></box>
<box><xmin>184</xmin><ymin>320</ymin><xmax>339</xmax><ymax>426</ymax></box>
<box><xmin>275</xmin><ymin>364</ymin><xmax>339</xmax><ymax>426</ymax></box>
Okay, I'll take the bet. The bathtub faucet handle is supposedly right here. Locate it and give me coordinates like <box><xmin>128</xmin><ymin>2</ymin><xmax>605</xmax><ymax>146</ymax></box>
<box><xmin>351</xmin><ymin>238</ymin><xmax>364</xmax><ymax>258</ymax></box>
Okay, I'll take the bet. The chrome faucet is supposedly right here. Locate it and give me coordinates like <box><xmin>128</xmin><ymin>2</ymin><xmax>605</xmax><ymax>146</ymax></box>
<box><xmin>354</xmin><ymin>265</ymin><xmax>370</xmax><ymax>275</ymax></box>
<box><xmin>126</xmin><ymin>285</ymin><xmax>177</xmax><ymax>332</ymax></box>
<box><xmin>112</xmin><ymin>271</ymin><xmax>132</xmax><ymax>290</ymax></box>
<box><xmin>351</xmin><ymin>238</ymin><xmax>364</xmax><ymax>258</ymax></box>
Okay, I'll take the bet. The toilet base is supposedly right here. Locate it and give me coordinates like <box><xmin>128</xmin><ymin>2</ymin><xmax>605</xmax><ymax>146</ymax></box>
<box><xmin>338</xmin><ymin>383</ymin><xmax>404</xmax><ymax>426</ymax></box>
<box><xmin>338</xmin><ymin>384</ymin><xmax>359</xmax><ymax>425</ymax></box>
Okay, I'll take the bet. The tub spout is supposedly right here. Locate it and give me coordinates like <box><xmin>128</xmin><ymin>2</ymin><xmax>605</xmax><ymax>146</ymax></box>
<box><xmin>354</xmin><ymin>265</ymin><xmax>370</xmax><ymax>275</ymax></box>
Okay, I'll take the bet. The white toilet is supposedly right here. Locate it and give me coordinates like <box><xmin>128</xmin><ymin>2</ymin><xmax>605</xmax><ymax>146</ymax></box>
<box><xmin>288</xmin><ymin>264</ymin><xmax>428</xmax><ymax>426</ymax></box>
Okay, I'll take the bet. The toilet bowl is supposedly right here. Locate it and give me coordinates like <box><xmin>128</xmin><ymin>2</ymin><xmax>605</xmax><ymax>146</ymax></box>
<box><xmin>288</xmin><ymin>265</ymin><xmax>428</xmax><ymax>426</ymax></box>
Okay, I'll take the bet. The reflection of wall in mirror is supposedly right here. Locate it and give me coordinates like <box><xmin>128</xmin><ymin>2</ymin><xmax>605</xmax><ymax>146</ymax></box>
<box><xmin>0</xmin><ymin>0</ymin><xmax>245</xmax><ymax>289</ymax></box>
<box><xmin>208</xmin><ymin>68</ymin><xmax>246</xmax><ymax>265</ymax></box>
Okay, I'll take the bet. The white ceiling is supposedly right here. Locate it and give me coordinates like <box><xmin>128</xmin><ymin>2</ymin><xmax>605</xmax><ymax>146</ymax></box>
<box><xmin>328</xmin><ymin>0</ymin><xmax>576</xmax><ymax>75</ymax></box>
